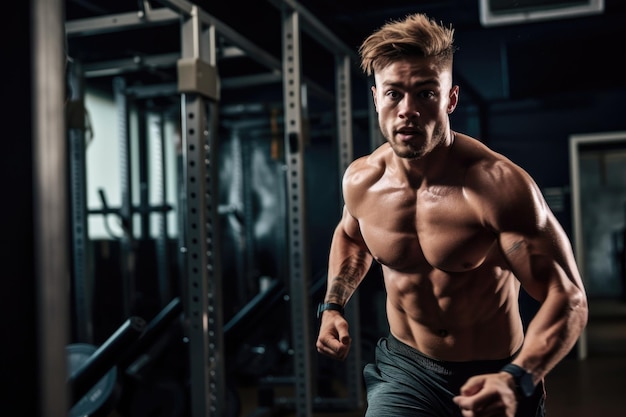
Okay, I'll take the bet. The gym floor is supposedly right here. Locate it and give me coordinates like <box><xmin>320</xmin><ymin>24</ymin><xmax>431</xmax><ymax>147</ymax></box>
<box><xmin>545</xmin><ymin>298</ymin><xmax>626</xmax><ymax>417</ymax></box>
<box><xmin>238</xmin><ymin>298</ymin><xmax>626</xmax><ymax>417</ymax></box>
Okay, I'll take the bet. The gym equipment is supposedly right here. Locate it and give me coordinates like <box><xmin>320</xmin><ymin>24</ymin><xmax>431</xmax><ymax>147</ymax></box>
<box><xmin>68</xmin><ymin>316</ymin><xmax>146</xmax><ymax>410</ymax></box>
<box><xmin>67</xmin><ymin>343</ymin><xmax>118</xmax><ymax>417</ymax></box>
<box><xmin>113</xmin><ymin>298</ymin><xmax>189</xmax><ymax>417</ymax></box>
<box><xmin>119</xmin><ymin>297</ymin><xmax>184</xmax><ymax>372</ymax></box>
<box><xmin>223</xmin><ymin>277</ymin><xmax>286</xmax><ymax>351</ymax></box>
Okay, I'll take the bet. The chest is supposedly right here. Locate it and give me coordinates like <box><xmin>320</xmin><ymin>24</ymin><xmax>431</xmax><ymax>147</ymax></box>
<box><xmin>357</xmin><ymin>186</ymin><xmax>498</xmax><ymax>272</ymax></box>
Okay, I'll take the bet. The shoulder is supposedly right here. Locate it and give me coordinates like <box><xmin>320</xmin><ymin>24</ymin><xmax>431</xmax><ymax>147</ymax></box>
<box><xmin>341</xmin><ymin>143</ymin><xmax>391</xmax><ymax>210</ymax></box>
<box><xmin>453</xmin><ymin>133</ymin><xmax>533</xmax><ymax>188</ymax></box>
<box><xmin>343</xmin><ymin>143</ymin><xmax>390</xmax><ymax>188</ymax></box>
<box><xmin>455</xmin><ymin>134</ymin><xmax>548</xmax><ymax>232</ymax></box>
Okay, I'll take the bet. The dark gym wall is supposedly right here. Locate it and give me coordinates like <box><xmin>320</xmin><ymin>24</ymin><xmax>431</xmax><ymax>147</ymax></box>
<box><xmin>2</xmin><ymin>2</ymin><xmax>37</xmax><ymax>416</ymax></box>
<box><xmin>453</xmin><ymin>21</ymin><xmax>626</xmax><ymax>222</ymax></box>
<box><xmin>487</xmin><ymin>88</ymin><xmax>626</xmax><ymax>235</ymax></box>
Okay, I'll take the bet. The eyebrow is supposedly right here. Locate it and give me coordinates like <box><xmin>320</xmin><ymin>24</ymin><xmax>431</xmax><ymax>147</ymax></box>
<box><xmin>381</xmin><ymin>78</ymin><xmax>440</xmax><ymax>89</ymax></box>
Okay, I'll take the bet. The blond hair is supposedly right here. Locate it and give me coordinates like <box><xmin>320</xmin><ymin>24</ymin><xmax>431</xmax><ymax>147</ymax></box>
<box><xmin>359</xmin><ymin>13</ymin><xmax>456</xmax><ymax>76</ymax></box>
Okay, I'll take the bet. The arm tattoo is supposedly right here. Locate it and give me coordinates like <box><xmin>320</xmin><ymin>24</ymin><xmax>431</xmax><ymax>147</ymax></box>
<box><xmin>327</xmin><ymin>251</ymin><xmax>369</xmax><ymax>303</ymax></box>
<box><xmin>505</xmin><ymin>240</ymin><xmax>524</xmax><ymax>255</ymax></box>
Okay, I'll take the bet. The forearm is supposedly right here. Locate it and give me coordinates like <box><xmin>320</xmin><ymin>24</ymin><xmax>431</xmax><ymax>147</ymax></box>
<box><xmin>323</xmin><ymin>206</ymin><xmax>373</xmax><ymax>305</ymax></box>
<box><xmin>325</xmin><ymin>250</ymin><xmax>373</xmax><ymax>304</ymax></box>
<box><xmin>514</xmin><ymin>285</ymin><xmax>588</xmax><ymax>383</ymax></box>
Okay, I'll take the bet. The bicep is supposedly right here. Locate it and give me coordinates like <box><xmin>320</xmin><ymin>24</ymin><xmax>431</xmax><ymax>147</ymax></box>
<box><xmin>484</xmin><ymin>164</ymin><xmax>582</xmax><ymax>301</ymax></box>
<box><xmin>499</xmin><ymin>206</ymin><xmax>582</xmax><ymax>303</ymax></box>
<box><xmin>333</xmin><ymin>205</ymin><xmax>369</xmax><ymax>253</ymax></box>
<box><xmin>499</xmin><ymin>180</ymin><xmax>582</xmax><ymax>301</ymax></box>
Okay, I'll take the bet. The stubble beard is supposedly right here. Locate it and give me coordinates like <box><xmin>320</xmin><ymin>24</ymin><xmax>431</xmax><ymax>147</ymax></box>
<box><xmin>383</xmin><ymin>124</ymin><xmax>447</xmax><ymax>160</ymax></box>
<box><xmin>387</xmin><ymin>139</ymin><xmax>424</xmax><ymax>159</ymax></box>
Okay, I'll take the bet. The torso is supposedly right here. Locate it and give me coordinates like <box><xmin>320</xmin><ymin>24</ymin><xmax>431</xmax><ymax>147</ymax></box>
<box><xmin>346</xmin><ymin>133</ymin><xmax>525</xmax><ymax>361</ymax></box>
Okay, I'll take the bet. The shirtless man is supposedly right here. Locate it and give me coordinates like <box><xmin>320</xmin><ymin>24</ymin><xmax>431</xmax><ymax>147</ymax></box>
<box><xmin>315</xmin><ymin>13</ymin><xmax>588</xmax><ymax>417</ymax></box>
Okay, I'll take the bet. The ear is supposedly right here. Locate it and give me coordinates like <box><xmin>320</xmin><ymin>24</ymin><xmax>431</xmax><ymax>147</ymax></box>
<box><xmin>447</xmin><ymin>85</ymin><xmax>459</xmax><ymax>114</ymax></box>
<box><xmin>371</xmin><ymin>85</ymin><xmax>379</xmax><ymax>113</ymax></box>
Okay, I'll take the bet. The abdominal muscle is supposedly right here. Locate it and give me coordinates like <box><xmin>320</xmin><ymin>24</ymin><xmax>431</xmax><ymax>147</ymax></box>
<box><xmin>382</xmin><ymin>264</ymin><xmax>525</xmax><ymax>362</ymax></box>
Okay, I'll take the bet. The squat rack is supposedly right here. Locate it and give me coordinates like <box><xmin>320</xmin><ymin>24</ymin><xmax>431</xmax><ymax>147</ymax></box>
<box><xmin>65</xmin><ymin>0</ymin><xmax>368</xmax><ymax>416</ymax></box>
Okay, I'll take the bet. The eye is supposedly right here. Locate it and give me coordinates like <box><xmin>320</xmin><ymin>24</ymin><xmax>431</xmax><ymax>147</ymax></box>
<box><xmin>418</xmin><ymin>90</ymin><xmax>436</xmax><ymax>99</ymax></box>
<box><xmin>386</xmin><ymin>90</ymin><xmax>402</xmax><ymax>100</ymax></box>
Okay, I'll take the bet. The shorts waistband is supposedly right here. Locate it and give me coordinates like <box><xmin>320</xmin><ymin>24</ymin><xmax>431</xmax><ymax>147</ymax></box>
<box><xmin>386</xmin><ymin>334</ymin><xmax>453</xmax><ymax>375</ymax></box>
<box><xmin>386</xmin><ymin>334</ymin><xmax>517</xmax><ymax>376</ymax></box>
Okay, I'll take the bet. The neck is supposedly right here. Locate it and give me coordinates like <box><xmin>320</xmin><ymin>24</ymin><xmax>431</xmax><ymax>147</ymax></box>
<box><xmin>395</xmin><ymin>130</ymin><xmax>455</xmax><ymax>182</ymax></box>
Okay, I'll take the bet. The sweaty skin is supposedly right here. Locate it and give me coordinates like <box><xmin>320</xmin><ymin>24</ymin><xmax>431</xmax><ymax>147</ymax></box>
<box><xmin>315</xmin><ymin>57</ymin><xmax>587</xmax><ymax>416</ymax></box>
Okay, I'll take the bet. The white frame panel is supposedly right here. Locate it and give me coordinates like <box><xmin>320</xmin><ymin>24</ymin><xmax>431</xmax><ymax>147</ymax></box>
<box><xmin>569</xmin><ymin>130</ymin><xmax>626</xmax><ymax>359</ymax></box>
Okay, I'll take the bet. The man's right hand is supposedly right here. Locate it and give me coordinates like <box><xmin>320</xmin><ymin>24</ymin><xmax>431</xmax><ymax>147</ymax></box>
<box><xmin>315</xmin><ymin>311</ymin><xmax>352</xmax><ymax>360</ymax></box>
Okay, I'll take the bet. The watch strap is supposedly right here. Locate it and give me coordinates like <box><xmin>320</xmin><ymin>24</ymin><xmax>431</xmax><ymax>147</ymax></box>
<box><xmin>317</xmin><ymin>302</ymin><xmax>344</xmax><ymax>319</ymax></box>
<box><xmin>500</xmin><ymin>363</ymin><xmax>535</xmax><ymax>398</ymax></box>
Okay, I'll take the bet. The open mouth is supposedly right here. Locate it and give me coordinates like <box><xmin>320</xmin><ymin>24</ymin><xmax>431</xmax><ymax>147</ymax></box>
<box><xmin>396</xmin><ymin>128</ymin><xmax>421</xmax><ymax>140</ymax></box>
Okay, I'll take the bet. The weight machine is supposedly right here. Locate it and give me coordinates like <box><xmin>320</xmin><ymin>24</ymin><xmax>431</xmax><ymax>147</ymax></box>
<box><xmin>65</xmin><ymin>1</ymin><xmax>370</xmax><ymax>415</ymax></box>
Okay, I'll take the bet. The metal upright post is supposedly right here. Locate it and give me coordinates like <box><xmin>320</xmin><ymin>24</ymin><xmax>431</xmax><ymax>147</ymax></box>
<box><xmin>368</xmin><ymin>91</ymin><xmax>384</xmax><ymax>151</ymax></box>
<box><xmin>335</xmin><ymin>53</ymin><xmax>364</xmax><ymax>409</ymax></box>
<box><xmin>67</xmin><ymin>59</ymin><xmax>94</xmax><ymax>344</ymax></box>
<box><xmin>137</xmin><ymin>105</ymin><xmax>151</xmax><ymax>240</ymax></box>
<box><xmin>230</xmin><ymin>128</ymin><xmax>248</xmax><ymax>303</ymax></box>
<box><xmin>32</xmin><ymin>0</ymin><xmax>70</xmax><ymax>415</ymax></box>
<box><xmin>113</xmin><ymin>76</ymin><xmax>136</xmax><ymax>318</ymax></box>
<box><xmin>281</xmin><ymin>7</ymin><xmax>314</xmax><ymax>417</ymax></box>
<box><xmin>178</xmin><ymin>6</ymin><xmax>224</xmax><ymax>417</ymax></box>
<box><xmin>150</xmin><ymin>111</ymin><xmax>172</xmax><ymax>307</ymax></box>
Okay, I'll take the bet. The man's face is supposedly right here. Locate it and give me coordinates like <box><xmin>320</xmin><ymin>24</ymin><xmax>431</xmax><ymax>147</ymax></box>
<box><xmin>372</xmin><ymin>57</ymin><xmax>458</xmax><ymax>159</ymax></box>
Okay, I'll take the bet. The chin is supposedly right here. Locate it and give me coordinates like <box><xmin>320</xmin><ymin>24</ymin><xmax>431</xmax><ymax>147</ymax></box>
<box><xmin>399</xmin><ymin>151</ymin><xmax>423</xmax><ymax>160</ymax></box>
<box><xmin>390</xmin><ymin>143</ymin><xmax>423</xmax><ymax>159</ymax></box>
<box><xmin>393</xmin><ymin>148</ymin><xmax>424</xmax><ymax>159</ymax></box>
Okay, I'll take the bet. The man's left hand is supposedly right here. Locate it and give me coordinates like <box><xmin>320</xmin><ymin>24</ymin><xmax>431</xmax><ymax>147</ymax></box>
<box><xmin>452</xmin><ymin>372</ymin><xmax>518</xmax><ymax>417</ymax></box>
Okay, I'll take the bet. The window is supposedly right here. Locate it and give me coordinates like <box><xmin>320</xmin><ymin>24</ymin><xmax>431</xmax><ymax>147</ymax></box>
<box><xmin>479</xmin><ymin>0</ymin><xmax>604</xmax><ymax>27</ymax></box>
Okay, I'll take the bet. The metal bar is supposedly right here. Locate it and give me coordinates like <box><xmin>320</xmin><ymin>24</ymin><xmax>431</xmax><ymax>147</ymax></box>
<box><xmin>119</xmin><ymin>297</ymin><xmax>183</xmax><ymax>369</ymax></box>
<box><xmin>67</xmin><ymin>59</ymin><xmax>94</xmax><ymax>344</ymax></box>
<box><xmin>368</xmin><ymin>89</ymin><xmax>384</xmax><ymax>151</ymax></box>
<box><xmin>33</xmin><ymin>0</ymin><xmax>69</xmax><ymax>415</ymax></box>
<box><xmin>152</xmin><ymin>0</ymin><xmax>193</xmax><ymax>15</ymax></box>
<box><xmin>65</xmin><ymin>7</ymin><xmax>179</xmax><ymax>36</ymax></box>
<box><xmin>336</xmin><ymin>54</ymin><xmax>354</xmax><ymax>182</ymax></box>
<box><xmin>268</xmin><ymin>0</ymin><xmax>359</xmax><ymax>59</ymax></box>
<box><xmin>281</xmin><ymin>8</ymin><xmax>313</xmax><ymax>416</ymax></box>
<box><xmin>335</xmin><ymin>54</ymin><xmax>364</xmax><ymax>409</ymax></box>
<box><xmin>180</xmin><ymin>38</ymin><xmax>212</xmax><ymax>417</ymax></box>
<box><xmin>67</xmin><ymin>0</ymin><xmax>281</xmax><ymax>74</ymax></box>
<box><xmin>113</xmin><ymin>77</ymin><xmax>136</xmax><ymax>318</ymax></box>
<box><xmin>69</xmin><ymin>1</ymin><xmax>337</xmax><ymax>103</ymax></box>
<box><xmin>202</xmin><ymin>11</ymin><xmax>283</xmax><ymax>73</ymax></box>
<box><xmin>85</xmin><ymin>63</ymin><xmax>334</xmax><ymax>103</ymax></box>
<box><xmin>179</xmin><ymin>6</ymin><xmax>225</xmax><ymax>417</ymax></box>
<box><xmin>137</xmin><ymin>105</ymin><xmax>151</xmax><ymax>239</ymax></box>
<box><xmin>161</xmin><ymin>0</ymin><xmax>285</xmax><ymax>71</ymax></box>
<box><xmin>68</xmin><ymin>316</ymin><xmax>146</xmax><ymax>405</ymax></box>
<box><xmin>223</xmin><ymin>279</ymin><xmax>286</xmax><ymax>347</ymax></box>
<box><xmin>151</xmin><ymin>111</ymin><xmax>172</xmax><ymax>306</ymax></box>
<box><xmin>82</xmin><ymin>52</ymin><xmax>180</xmax><ymax>78</ymax></box>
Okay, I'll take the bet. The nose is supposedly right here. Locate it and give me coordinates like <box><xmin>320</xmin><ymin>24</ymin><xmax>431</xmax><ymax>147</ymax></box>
<box><xmin>398</xmin><ymin>95</ymin><xmax>419</xmax><ymax>120</ymax></box>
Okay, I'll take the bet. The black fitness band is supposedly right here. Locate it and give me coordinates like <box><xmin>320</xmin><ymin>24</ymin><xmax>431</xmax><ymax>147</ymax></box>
<box><xmin>316</xmin><ymin>302</ymin><xmax>344</xmax><ymax>319</ymax></box>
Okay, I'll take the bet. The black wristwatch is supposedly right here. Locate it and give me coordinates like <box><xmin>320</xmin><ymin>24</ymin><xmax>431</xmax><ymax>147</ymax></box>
<box><xmin>500</xmin><ymin>363</ymin><xmax>535</xmax><ymax>398</ymax></box>
<box><xmin>316</xmin><ymin>302</ymin><xmax>344</xmax><ymax>319</ymax></box>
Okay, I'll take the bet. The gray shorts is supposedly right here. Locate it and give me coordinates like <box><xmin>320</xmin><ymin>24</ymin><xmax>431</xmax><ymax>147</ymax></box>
<box><xmin>363</xmin><ymin>334</ymin><xmax>545</xmax><ymax>417</ymax></box>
